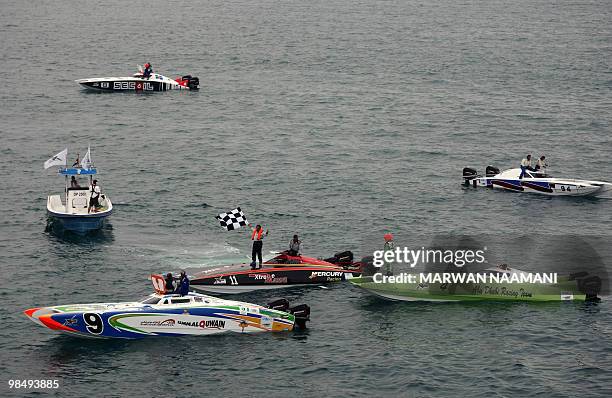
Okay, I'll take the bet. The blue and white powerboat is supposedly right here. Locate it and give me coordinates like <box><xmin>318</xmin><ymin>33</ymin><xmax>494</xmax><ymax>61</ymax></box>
<box><xmin>463</xmin><ymin>166</ymin><xmax>612</xmax><ymax>198</ymax></box>
<box><xmin>44</xmin><ymin>148</ymin><xmax>113</xmax><ymax>234</ymax></box>
<box><xmin>24</xmin><ymin>275</ymin><xmax>310</xmax><ymax>339</ymax></box>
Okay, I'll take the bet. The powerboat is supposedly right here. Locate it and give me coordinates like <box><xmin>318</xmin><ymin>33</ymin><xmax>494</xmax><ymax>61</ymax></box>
<box><xmin>462</xmin><ymin>166</ymin><xmax>612</xmax><ymax>198</ymax></box>
<box><xmin>46</xmin><ymin>149</ymin><xmax>112</xmax><ymax>234</ymax></box>
<box><xmin>179</xmin><ymin>251</ymin><xmax>362</xmax><ymax>294</ymax></box>
<box><xmin>76</xmin><ymin>66</ymin><xmax>199</xmax><ymax>92</ymax></box>
<box><xmin>350</xmin><ymin>266</ymin><xmax>602</xmax><ymax>302</ymax></box>
<box><xmin>24</xmin><ymin>275</ymin><xmax>309</xmax><ymax>339</ymax></box>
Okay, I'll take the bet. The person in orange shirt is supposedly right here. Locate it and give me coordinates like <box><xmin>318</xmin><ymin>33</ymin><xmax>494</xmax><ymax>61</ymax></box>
<box><xmin>250</xmin><ymin>224</ymin><xmax>269</xmax><ymax>269</ymax></box>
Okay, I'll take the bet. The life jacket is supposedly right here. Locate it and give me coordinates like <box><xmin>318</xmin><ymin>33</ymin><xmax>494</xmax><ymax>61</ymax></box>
<box><xmin>252</xmin><ymin>229</ymin><xmax>264</xmax><ymax>240</ymax></box>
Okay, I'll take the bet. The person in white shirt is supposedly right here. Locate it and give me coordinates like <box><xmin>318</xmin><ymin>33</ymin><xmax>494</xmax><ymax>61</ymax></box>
<box><xmin>535</xmin><ymin>155</ymin><xmax>548</xmax><ymax>173</ymax></box>
<box><xmin>519</xmin><ymin>154</ymin><xmax>533</xmax><ymax>179</ymax></box>
<box><xmin>88</xmin><ymin>179</ymin><xmax>101</xmax><ymax>213</ymax></box>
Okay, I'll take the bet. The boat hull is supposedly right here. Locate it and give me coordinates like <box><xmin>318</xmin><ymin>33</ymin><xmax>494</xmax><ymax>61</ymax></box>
<box><xmin>76</xmin><ymin>74</ymin><xmax>198</xmax><ymax>92</ymax></box>
<box><xmin>47</xmin><ymin>209</ymin><xmax>112</xmax><ymax>235</ymax></box>
<box><xmin>350</xmin><ymin>276</ymin><xmax>589</xmax><ymax>302</ymax></box>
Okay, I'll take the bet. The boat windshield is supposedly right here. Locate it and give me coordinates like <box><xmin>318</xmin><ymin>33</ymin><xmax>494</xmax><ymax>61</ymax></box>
<box><xmin>140</xmin><ymin>296</ymin><xmax>161</xmax><ymax>304</ymax></box>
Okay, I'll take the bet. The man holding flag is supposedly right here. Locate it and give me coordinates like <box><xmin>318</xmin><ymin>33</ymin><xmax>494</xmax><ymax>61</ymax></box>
<box><xmin>249</xmin><ymin>224</ymin><xmax>269</xmax><ymax>270</ymax></box>
<box><xmin>215</xmin><ymin>208</ymin><xmax>270</xmax><ymax>269</ymax></box>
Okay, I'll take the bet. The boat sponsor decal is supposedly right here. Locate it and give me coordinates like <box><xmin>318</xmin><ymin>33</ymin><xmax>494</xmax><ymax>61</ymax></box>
<box><xmin>309</xmin><ymin>271</ymin><xmax>345</xmax><ymax>279</ymax></box>
<box><xmin>248</xmin><ymin>273</ymin><xmax>289</xmax><ymax>284</ymax></box>
<box><xmin>260</xmin><ymin>316</ymin><xmax>273</xmax><ymax>329</ymax></box>
<box><xmin>469</xmin><ymin>285</ymin><xmax>534</xmax><ymax>298</ymax></box>
<box><xmin>214</xmin><ymin>277</ymin><xmax>227</xmax><ymax>285</ymax></box>
<box><xmin>62</xmin><ymin>316</ymin><xmax>78</xmax><ymax>327</ymax></box>
<box><xmin>177</xmin><ymin>319</ymin><xmax>226</xmax><ymax>329</ymax></box>
<box><xmin>560</xmin><ymin>292</ymin><xmax>574</xmax><ymax>300</ymax></box>
<box><xmin>113</xmin><ymin>81</ymin><xmax>154</xmax><ymax>91</ymax></box>
<box><xmin>140</xmin><ymin>319</ymin><xmax>176</xmax><ymax>327</ymax></box>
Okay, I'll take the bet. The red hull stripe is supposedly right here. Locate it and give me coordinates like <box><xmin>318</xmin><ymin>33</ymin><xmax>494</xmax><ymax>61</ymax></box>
<box><xmin>39</xmin><ymin>315</ymin><xmax>78</xmax><ymax>332</ymax></box>
<box><xmin>24</xmin><ymin>307</ymin><xmax>40</xmax><ymax>318</ymax></box>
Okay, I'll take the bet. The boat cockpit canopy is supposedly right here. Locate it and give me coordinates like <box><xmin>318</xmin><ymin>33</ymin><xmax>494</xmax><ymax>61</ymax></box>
<box><xmin>59</xmin><ymin>167</ymin><xmax>97</xmax><ymax>176</ymax></box>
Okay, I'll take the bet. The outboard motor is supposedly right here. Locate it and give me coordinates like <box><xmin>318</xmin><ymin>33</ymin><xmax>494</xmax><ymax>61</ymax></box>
<box><xmin>290</xmin><ymin>304</ymin><xmax>311</xmax><ymax>329</ymax></box>
<box><xmin>576</xmin><ymin>275</ymin><xmax>602</xmax><ymax>302</ymax></box>
<box><xmin>486</xmin><ymin>165</ymin><xmax>500</xmax><ymax>177</ymax></box>
<box><xmin>462</xmin><ymin>167</ymin><xmax>479</xmax><ymax>185</ymax></box>
<box><xmin>267</xmin><ymin>298</ymin><xmax>290</xmax><ymax>312</ymax></box>
<box><xmin>181</xmin><ymin>75</ymin><xmax>200</xmax><ymax>90</ymax></box>
<box><xmin>324</xmin><ymin>251</ymin><xmax>354</xmax><ymax>266</ymax></box>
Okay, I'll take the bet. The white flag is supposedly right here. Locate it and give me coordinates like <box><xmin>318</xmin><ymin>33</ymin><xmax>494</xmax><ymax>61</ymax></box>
<box><xmin>81</xmin><ymin>147</ymin><xmax>92</xmax><ymax>170</ymax></box>
<box><xmin>43</xmin><ymin>148</ymin><xmax>68</xmax><ymax>169</ymax></box>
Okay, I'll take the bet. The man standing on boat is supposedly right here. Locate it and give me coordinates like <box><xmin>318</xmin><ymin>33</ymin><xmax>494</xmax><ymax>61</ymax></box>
<box><xmin>519</xmin><ymin>154</ymin><xmax>534</xmax><ymax>179</ymax></box>
<box><xmin>176</xmin><ymin>271</ymin><xmax>190</xmax><ymax>296</ymax></box>
<box><xmin>383</xmin><ymin>233</ymin><xmax>395</xmax><ymax>276</ymax></box>
<box><xmin>250</xmin><ymin>225</ymin><xmax>269</xmax><ymax>269</ymax></box>
<box><xmin>88</xmin><ymin>179</ymin><xmax>101</xmax><ymax>213</ymax></box>
<box><xmin>288</xmin><ymin>234</ymin><xmax>301</xmax><ymax>256</ymax></box>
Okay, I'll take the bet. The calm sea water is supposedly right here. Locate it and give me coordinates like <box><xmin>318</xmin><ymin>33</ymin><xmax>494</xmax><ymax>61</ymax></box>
<box><xmin>1</xmin><ymin>0</ymin><xmax>611</xmax><ymax>396</ymax></box>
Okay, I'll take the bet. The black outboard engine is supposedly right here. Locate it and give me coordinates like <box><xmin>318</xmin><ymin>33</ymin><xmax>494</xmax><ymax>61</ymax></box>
<box><xmin>486</xmin><ymin>165</ymin><xmax>500</xmax><ymax>177</ymax></box>
<box><xmin>324</xmin><ymin>251</ymin><xmax>354</xmax><ymax>267</ymax></box>
<box><xmin>462</xmin><ymin>167</ymin><xmax>479</xmax><ymax>185</ymax></box>
<box><xmin>290</xmin><ymin>304</ymin><xmax>311</xmax><ymax>329</ymax></box>
<box><xmin>267</xmin><ymin>298</ymin><xmax>290</xmax><ymax>312</ymax></box>
<box><xmin>181</xmin><ymin>75</ymin><xmax>199</xmax><ymax>90</ymax></box>
<box><xmin>570</xmin><ymin>272</ymin><xmax>602</xmax><ymax>302</ymax></box>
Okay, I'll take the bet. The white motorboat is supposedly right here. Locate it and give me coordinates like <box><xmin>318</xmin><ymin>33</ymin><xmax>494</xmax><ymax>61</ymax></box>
<box><xmin>45</xmin><ymin>148</ymin><xmax>112</xmax><ymax>234</ymax></box>
<box><xmin>76</xmin><ymin>66</ymin><xmax>199</xmax><ymax>92</ymax></box>
<box><xmin>463</xmin><ymin>166</ymin><xmax>612</xmax><ymax>198</ymax></box>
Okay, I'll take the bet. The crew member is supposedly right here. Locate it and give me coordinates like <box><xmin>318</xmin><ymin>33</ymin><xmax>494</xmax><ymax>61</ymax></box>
<box><xmin>250</xmin><ymin>225</ymin><xmax>269</xmax><ymax>269</ymax></box>
<box><xmin>535</xmin><ymin>155</ymin><xmax>548</xmax><ymax>173</ymax></box>
<box><xmin>288</xmin><ymin>235</ymin><xmax>301</xmax><ymax>256</ymax></box>
<box><xmin>176</xmin><ymin>271</ymin><xmax>189</xmax><ymax>296</ymax></box>
<box><xmin>164</xmin><ymin>272</ymin><xmax>175</xmax><ymax>293</ymax></box>
<box><xmin>143</xmin><ymin>62</ymin><xmax>153</xmax><ymax>79</ymax></box>
<box><xmin>72</xmin><ymin>153</ymin><xmax>80</xmax><ymax>167</ymax></box>
<box><xmin>70</xmin><ymin>176</ymin><xmax>80</xmax><ymax>188</ymax></box>
<box><xmin>87</xmin><ymin>179</ymin><xmax>101</xmax><ymax>213</ymax></box>
<box><xmin>383</xmin><ymin>233</ymin><xmax>394</xmax><ymax>276</ymax></box>
<box><xmin>519</xmin><ymin>154</ymin><xmax>533</xmax><ymax>179</ymax></box>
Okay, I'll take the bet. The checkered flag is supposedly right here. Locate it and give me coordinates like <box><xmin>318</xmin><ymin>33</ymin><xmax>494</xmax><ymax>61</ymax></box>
<box><xmin>216</xmin><ymin>207</ymin><xmax>249</xmax><ymax>231</ymax></box>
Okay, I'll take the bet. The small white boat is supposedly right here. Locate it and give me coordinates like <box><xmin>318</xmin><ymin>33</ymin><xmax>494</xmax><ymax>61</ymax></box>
<box><xmin>76</xmin><ymin>66</ymin><xmax>199</xmax><ymax>92</ymax></box>
<box><xmin>45</xmin><ymin>148</ymin><xmax>112</xmax><ymax>234</ymax></box>
<box><xmin>463</xmin><ymin>166</ymin><xmax>612</xmax><ymax>198</ymax></box>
